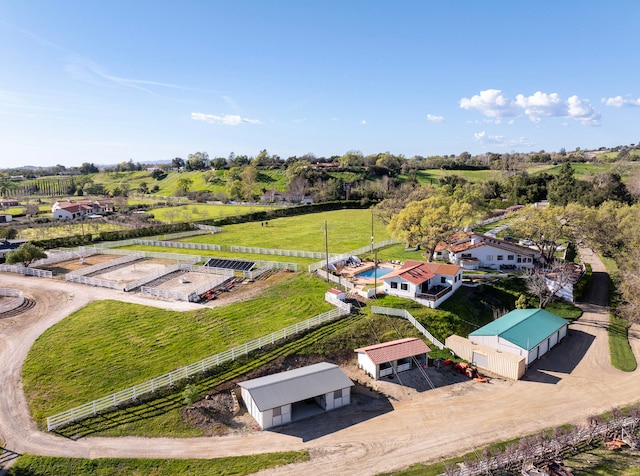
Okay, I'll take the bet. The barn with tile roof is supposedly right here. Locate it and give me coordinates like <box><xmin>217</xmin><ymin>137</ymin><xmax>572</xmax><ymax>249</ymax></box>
<box><xmin>355</xmin><ymin>338</ymin><xmax>431</xmax><ymax>380</ymax></box>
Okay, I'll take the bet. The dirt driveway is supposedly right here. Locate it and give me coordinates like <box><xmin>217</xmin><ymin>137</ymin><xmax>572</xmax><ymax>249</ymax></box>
<box><xmin>0</xmin><ymin>248</ymin><xmax>639</xmax><ymax>476</ymax></box>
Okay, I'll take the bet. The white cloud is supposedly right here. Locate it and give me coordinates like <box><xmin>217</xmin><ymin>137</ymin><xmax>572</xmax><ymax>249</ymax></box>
<box><xmin>515</xmin><ymin>91</ymin><xmax>564</xmax><ymax>123</ymax></box>
<box><xmin>459</xmin><ymin>89</ymin><xmax>518</xmax><ymax>118</ymax></box>
<box><xmin>427</xmin><ymin>113</ymin><xmax>445</xmax><ymax>123</ymax></box>
<box><xmin>191</xmin><ymin>112</ymin><xmax>262</xmax><ymax>125</ymax></box>
<box><xmin>602</xmin><ymin>95</ymin><xmax>640</xmax><ymax>107</ymax></box>
<box><xmin>360</xmin><ymin>119</ymin><xmax>367</xmax><ymax>125</ymax></box>
<box><xmin>473</xmin><ymin>131</ymin><xmax>534</xmax><ymax>148</ymax></box>
<box><xmin>461</xmin><ymin>89</ymin><xmax>601</xmax><ymax>126</ymax></box>
<box><xmin>566</xmin><ymin>95</ymin><xmax>600</xmax><ymax>125</ymax></box>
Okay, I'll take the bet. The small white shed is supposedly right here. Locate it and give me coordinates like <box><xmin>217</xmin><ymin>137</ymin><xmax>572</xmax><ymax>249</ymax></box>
<box><xmin>355</xmin><ymin>337</ymin><xmax>431</xmax><ymax>380</ymax></box>
<box><xmin>238</xmin><ymin>362</ymin><xmax>354</xmax><ymax>429</ymax></box>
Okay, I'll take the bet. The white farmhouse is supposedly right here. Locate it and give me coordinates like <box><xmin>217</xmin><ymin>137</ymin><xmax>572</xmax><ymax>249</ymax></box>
<box><xmin>439</xmin><ymin>233</ymin><xmax>539</xmax><ymax>270</ymax></box>
<box><xmin>381</xmin><ymin>260</ymin><xmax>462</xmax><ymax>308</ymax></box>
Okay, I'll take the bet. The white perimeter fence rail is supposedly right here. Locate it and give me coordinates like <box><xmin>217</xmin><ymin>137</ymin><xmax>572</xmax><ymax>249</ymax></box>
<box><xmin>32</xmin><ymin>248</ymin><xmax>97</xmax><ymax>267</ymax></box>
<box><xmin>95</xmin><ymin>247</ymin><xmax>201</xmax><ymax>264</ymax></box>
<box><xmin>316</xmin><ymin>269</ymin><xmax>356</xmax><ymax>291</ymax></box>
<box><xmin>134</xmin><ymin>239</ymin><xmax>221</xmax><ymax>252</ymax></box>
<box><xmin>372</xmin><ymin>306</ymin><xmax>445</xmax><ymax>350</ymax></box>
<box><xmin>65</xmin><ymin>274</ymin><xmax>120</xmax><ymax>289</ymax></box>
<box><xmin>230</xmin><ymin>246</ymin><xmax>337</xmax><ymax>260</ymax></box>
<box><xmin>46</xmin><ymin>303</ymin><xmax>352</xmax><ymax>431</ymax></box>
<box><xmin>194</xmin><ymin>224</ymin><xmax>222</xmax><ymax>233</ymax></box>
<box><xmin>0</xmin><ymin>288</ymin><xmax>25</xmax><ymax>313</ymax></box>
<box><xmin>0</xmin><ymin>264</ymin><xmax>53</xmax><ymax>278</ymax></box>
<box><xmin>308</xmin><ymin>238</ymin><xmax>400</xmax><ymax>273</ymax></box>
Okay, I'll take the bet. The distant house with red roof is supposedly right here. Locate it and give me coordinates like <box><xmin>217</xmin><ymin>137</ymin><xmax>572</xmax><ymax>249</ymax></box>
<box><xmin>381</xmin><ymin>260</ymin><xmax>462</xmax><ymax>308</ymax></box>
<box><xmin>355</xmin><ymin>337</ymin><xmax>431</xmax><ymax>380</ymax></box>
<box><xmin>52</xmin><ymin>199</ymin><xmax>114</xmax><ymax>220</ymax></box>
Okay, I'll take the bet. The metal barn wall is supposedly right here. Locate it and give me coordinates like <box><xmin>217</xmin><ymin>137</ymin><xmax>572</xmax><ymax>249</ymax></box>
<box><xmin>446</xmin><ymin>335</ymin><xmax>526</xmax><ymax>380</ymax></box>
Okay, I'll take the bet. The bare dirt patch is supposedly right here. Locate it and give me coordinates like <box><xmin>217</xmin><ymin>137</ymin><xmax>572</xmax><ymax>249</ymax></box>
<box><xmin>93</xmin><ymin>258</ymin><xmax>174</xmax><ymax>285</ymax></box>
<box><xmin>37</xmin><ymin>254</ymin><xmax>119</xmax><ymax>276</ymax></box>
<box><xmin>153</xmin><ymin>271</ymin><xmax>226</xmax><ymax>295</ymax></box>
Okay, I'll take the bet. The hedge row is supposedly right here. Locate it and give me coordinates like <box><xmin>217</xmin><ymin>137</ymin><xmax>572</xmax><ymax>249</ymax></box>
<box><xmin>31</xmin><ymin>222</ymin><xmax>194</xmax><ymax>250</ymax></box>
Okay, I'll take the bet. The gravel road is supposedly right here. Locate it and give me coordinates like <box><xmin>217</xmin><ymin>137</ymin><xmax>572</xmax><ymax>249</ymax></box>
<box><xmin>0</xmin><ymin>248</ymin><xmax>638</xmax><ymax>475</ymax></box>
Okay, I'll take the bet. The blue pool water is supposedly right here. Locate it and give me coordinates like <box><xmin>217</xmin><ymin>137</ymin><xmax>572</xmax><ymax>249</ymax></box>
<box><xmin>356</xmin><ymin>267</ymin><xmax>393</xmax><ymax>279</ymax></box>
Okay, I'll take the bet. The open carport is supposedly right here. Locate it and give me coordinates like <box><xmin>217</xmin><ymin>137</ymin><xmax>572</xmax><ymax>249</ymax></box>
<box><xmin>238</xmin><ymin>362</ymin><xmax>354</xmax><ymax>429</ymax></box>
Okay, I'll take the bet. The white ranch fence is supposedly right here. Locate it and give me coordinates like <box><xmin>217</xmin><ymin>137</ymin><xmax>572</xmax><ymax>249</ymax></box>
<box><xmin>68</xmin><ymin>253</ymin><xmax>145</xmax><ymax>277</ymax></box>
<box><xmin>46</xmin><ymin>303</ymin><xmax>352</xmax><ymax>431</ymax></box>
<box><xmin>0</xmin><ymin>264</ymin><xmax>53</xmax><ymax>278</ymax></box>
<box><xmin>64</xmin><ymin>274</ymin><xmax>120</xmax><ymax>289</ymax></box>
<box><xmin>371</xmin><ymin>306</ymin><xmax>445</xmax><ymax>350</ymax></box>
<box><xmin>316</xmin><ymin>269</ymin><xmax>356</xmax><ymax>291</ymax></box>
<box><xmin>308</xmin><ymin>238</ymin><xmax>400</xmax><ymax>272</ymax></box>
<box><xmin>31</xmin><ymin>248</ymin><xmax>97</xmax><ymax>267</ymax></box>
<box><xmin>230</xmin><ymin>246</ymin><xmax>337</xmax><ymax>260</ymax></box>
<box><xmin>0</xmin><ymin>288</ymin><xmax>25</xmax><ymax>313</ymax></box>
<box><xmin>131</xmin><ymin>239</ymin><xmax>222</xmax><ymax>252</ymax></box>
<box><xmin>194</xmin><ymin>224</ymin><xmax>222</xmax><ymax>233</ymax></box>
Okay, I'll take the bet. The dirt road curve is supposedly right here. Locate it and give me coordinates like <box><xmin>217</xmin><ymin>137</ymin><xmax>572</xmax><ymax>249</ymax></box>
<box><xmin>1</xmin><ymin>248</ymin><xmax>639</xmax><ymax>475</ymax></box>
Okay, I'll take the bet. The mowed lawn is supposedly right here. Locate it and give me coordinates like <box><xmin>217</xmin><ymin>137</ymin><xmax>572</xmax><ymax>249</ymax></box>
<box><xmin>22</xmin><ymin>272</ymin><xmax>334</xmax><ymax>424</ymax></box>
<box><xmin>184</xmin><ymin>209</ymin><xmax>392</xmax><ymax>253</ymax></box>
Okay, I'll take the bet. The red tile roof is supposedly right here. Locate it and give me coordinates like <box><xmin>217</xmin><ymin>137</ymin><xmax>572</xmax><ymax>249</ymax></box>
<box><xmin>355</xmin><ymin>338</ymin><xmax>431</xmax><ymax>365</ymax></box>
<box><xmin>382</xmin><ymin>260</ymin><xmax>460</xmax><ymax>285</ymax></box>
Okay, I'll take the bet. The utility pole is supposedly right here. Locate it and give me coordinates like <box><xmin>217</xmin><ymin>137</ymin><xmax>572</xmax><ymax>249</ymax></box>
<box><xmin>324</xmin><ymin>219</ymin><xmax>330</xmax><ymax>282</ymax></box>
<box><xmin>371</xmin><ymin>209</ymin><xmax>377</xmax><ymax>298</ymax></box>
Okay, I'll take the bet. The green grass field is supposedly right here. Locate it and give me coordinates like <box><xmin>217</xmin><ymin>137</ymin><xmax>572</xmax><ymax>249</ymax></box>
<box><xmin>7</xmin><ymin>451</ymin><xmax>309</xmax><ymax>476</ymax></box>
<box><xmin>22</xmin><ymin>272</ymin><xmax>333</xmax><ymax>424</ymax></box>
<box><xmin>183</xmin><ymin>209</ymin><xmax>391</xmax><ymax>253</ymax></box>
<box><xmin>150</xmin><ymin>203</ymin><xmax>279</xmax><ymax>222</ymax></box>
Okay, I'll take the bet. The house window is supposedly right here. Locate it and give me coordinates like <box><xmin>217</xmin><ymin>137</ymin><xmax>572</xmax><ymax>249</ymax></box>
<box><xmin>390</xmin><ymin>282</ymin><xmax>398</xmax><ymax>289</ymax></box>
<box><xmin>527</xmin><ymin>258</ymin><xmax>532</xmax><ymax>262</ymax></box>
<box><xmin>486</xmin><ymin>255</ymin><xmax>493</xmax><ymax>261</ymax></box>
<box><xmin>334</xmin><ymin>389</ymin><xmax>343</xmax><ymax>399</ymax></box>
<box><xmin>508</xmin><ymin>255</ymin><xmax>514</xmax><ymax>261</ymax></box>
<box><xmin>461</xmin><ymin>253</ymin><xmax>471</xmax><ymax>258</ymax></box>
<box><xmin>517</xmin><ymin>257</ymin><xmax>522</xmax><ymax>263</ymax></box>
<box><xmin>441</xmin><ymin>277</ymin><xmax>446</xmax><ymax>284</ymax></box>
<box><xmin>497</xmin><ymin>255</ymin><xmax>503</xmax><ymax>261</ymax></box>
<box><xmin>273</xmin><ymin>406</ymin><xmax>281</xmax><ymax>417</ymax></box>
<box><xmin>400</xmin><ymin>283</ymin><xmax>408</xmax><ymax>291</ymax></box>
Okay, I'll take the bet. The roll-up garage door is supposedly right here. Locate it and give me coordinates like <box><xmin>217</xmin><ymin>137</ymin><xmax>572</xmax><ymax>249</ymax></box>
<box><xmin>472</xmin><ymin>351</ymin><xmax>488</xmax><ymax>368</ymax></box>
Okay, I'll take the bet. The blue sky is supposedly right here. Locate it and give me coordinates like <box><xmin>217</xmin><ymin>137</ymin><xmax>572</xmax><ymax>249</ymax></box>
<box><xmin>1</xmin><ymin>1</ymin><xmax>640</xmax><ymax>167</ymax></box>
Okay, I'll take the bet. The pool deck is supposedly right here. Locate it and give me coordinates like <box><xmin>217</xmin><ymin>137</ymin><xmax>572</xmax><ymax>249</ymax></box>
<box><xmin>339</xmin><ymin>261</ymin><xmax>402</xmax><ymax>288</ymax></box>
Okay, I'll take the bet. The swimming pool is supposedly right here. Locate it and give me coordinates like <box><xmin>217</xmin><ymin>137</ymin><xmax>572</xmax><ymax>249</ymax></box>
<box><xmin>356</xmin><ymin>266</ymin><xmax>393</xmax><ymax>279</ymax></box>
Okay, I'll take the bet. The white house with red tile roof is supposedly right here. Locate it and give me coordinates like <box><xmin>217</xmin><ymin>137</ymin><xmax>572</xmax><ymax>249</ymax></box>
<box><xmin>437</xmin><ymin>233</ymin><xmax>540</xmax><ymax>270</ymax></box>
<box><xmin>355</xmin><ymin>337</ymin><xmax>431</xmax><ymax>380</ymax></box>
<box><xmin>381</xmin><ymin>260</ymin><xmax>462</xmax><ymax>308</ymax></box>
<box><xmin>52</xmin><ymin>199</ymin><xmax>114</xmax><ymax>220</ymax></box>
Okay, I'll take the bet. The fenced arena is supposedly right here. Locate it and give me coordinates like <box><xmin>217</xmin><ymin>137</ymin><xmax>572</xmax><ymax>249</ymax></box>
<box><xmin>0</xmin><ymin>288</ymin><xmax>25</xmax><ymax>313</ymax></box>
